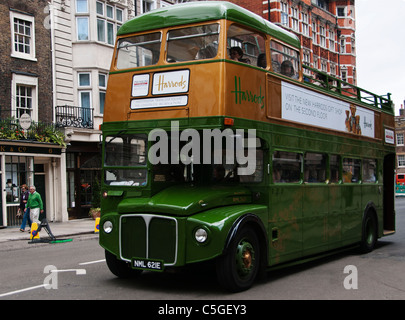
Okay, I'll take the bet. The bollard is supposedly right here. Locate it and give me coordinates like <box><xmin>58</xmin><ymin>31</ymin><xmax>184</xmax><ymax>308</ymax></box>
<box><xmin>94</xmin><ymin>217</ymin><xmax>100</xmax><ymax>233</ymax></box>
<box><xmin>30</xmin><ymin>222</ymin><xmax>40</xmax><ymax>240</ymax></box>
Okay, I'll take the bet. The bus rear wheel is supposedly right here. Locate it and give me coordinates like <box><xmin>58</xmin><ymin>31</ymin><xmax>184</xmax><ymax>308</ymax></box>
<box><xmin>216</xmin><ymin>226</ymin><xmax>260</xmax><ymax>292</ymax></box>
<box><xmin>105</xmin><ymin>250</ymin><xmax>143</xmax><ymax>278</ymax></box>
<box><xmin>359</xmin><ymin>212</ymin><xmax>378</xmax><ymax>253</ymax></box>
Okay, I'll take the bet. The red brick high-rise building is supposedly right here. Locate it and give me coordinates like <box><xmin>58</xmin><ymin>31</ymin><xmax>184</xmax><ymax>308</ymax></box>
<box><xmin>224</xmin><ymin>0</ymin><xmax>356</xmax><ymax>86</ymax></box>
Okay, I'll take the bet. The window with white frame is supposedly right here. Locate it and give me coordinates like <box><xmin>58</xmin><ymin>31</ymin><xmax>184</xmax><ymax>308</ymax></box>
<box><xmin>99</xmin><ymin>73</ymin><xmax>107</xmax><ymax>114</ymax></box>
<box><xmin>10</xmin><ymin>10</ymin><xmax>36</xmax><ymax>61</ymax></box>
<box><xmin>291</xmin><ymin>7</ymin><xmax>299</xmax><ymax>32</ymax></box>
<box><xmin>351</xmin><ymin>37</ymin><xmax>356</xmax><ymax>54</ymax></box>
<box><xmin>329</xmin><ymin>30</ymin><xmax>335</xmax><ymax>51</ymax></box>
<box><xmin>319</xmin><ymin>26</ymin><xmax>326</xmax><ymax>48</ymax></box>
<box><xmin>303</xmin><ymin>51</ymin><xmax>310</xmax><ymax>66</ymax></box>
<box><xmin>337</xmin><ymin>7</ymin><xmax>346</xmax><ymax>17</ymax></box>
<box><xmin>75</xmin><ymin>0</ymin><xmax>89</xmax><ymax>41</ymax></box>
<box><xmin>340</xmin><ymin>37</ymin><xmax>346</xmax><ymax>53</ymax></box>
<box><xmin>330</xmin><ymin>64</ymin><xmax>336</xmax><ymax>76</ymax></box>
<box><xmin>398</xmin><ymin>155</ymin><xmax>405</xmax><ymax>168</ymax></box>
<box><xmin>302</xmin><ymin>13</ymin><xmax>309</xmax><ymax>37</ymax></box>
<box><xmin>281</xmin><ymin>2</ymin><xmax>289</xmax><ymax>27</ymax></box>
<box><xmin>96</xmin><ymin>1</ymin><xmax>124</xmax><ymax>45</ymax></box>
<box><xmin>76</xmin><ymin>0</ymin><xmax>88</xmax><ymax>13</ymax></box>
<box><xmin>303</xmin><ymin>50</ymin><xmax>311</xmax><ymax>75</ymax></box>
<box><xmin>341</xmin><ymin>69</ymin><xmax>347</xmax><ymax>82</ymax></box>
<box><xmin>397</xmin><ymin>133</ymin><xmax>404</xmax><ymax>146</ymax></box>
<box><xmin>313</xmin><ymin>55</ymin><xmax>319</xmax><ymax>69</ymax></box>
<box><xmin>315</xmin><ymin>0</ymin><xmax>327</xmax><ymax>10</ymax></box>
<box><xmin>320</xmin><ymin>59</ymin><xmax>327</xmax><ymax>72</ymax></box>
<box><xmin>78</xmin><ymin>72</ymin><xmax>92</xmax><ymax>125</ymax></box>
<box><xmin>312</xmin><ymin>21</ymin><xmax>317</xmax><ymax>44</ymax></box>
<box><xmin>11</xmin><ymin>73</ymin><xmax>38</xmax><ymax>122</ymax></box>
<box><xmin>142</xmin><ymin>0</ymin><xmax>156</xmax><ymax>13</ymax></box>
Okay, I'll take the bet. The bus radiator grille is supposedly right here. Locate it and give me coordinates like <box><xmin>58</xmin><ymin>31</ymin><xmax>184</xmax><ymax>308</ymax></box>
<box><xmin>120</xmin><ymin>215</ymin><xmax>177</xmax><ymax>265</ymax></box>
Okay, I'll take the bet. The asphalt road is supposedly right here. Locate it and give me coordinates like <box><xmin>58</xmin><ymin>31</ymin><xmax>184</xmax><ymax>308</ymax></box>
<box><xmin>1</xmin><ymin>198</ymin><xmax>405</xmax><ymax>302</ymax></box>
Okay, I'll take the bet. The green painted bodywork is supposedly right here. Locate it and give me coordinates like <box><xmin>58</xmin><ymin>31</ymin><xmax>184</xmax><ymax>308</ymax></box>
<box><xmin>100</xmin><ymin>116</ymin><xmax>395</xmax><ymax>269</ymax></box>
<box><xmin>117</xmin><ymin>1</ymin><xmax>301</xmax><ymax>49</ymax></box>
<box><xmin>117</xmin><ymin>184</ymin><xmax>252</xmax><ymax>216</ymax></box>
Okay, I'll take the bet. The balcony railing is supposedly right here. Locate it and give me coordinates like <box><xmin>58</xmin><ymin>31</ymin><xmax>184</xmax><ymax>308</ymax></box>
<box><xmin>55</xmin><ymin>105</ymin><xmax>94</xmax><ymax>129</ymax></box>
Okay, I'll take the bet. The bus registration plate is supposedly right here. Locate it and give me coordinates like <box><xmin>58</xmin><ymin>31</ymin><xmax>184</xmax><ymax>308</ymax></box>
<box><xmin>132</xmin><ymin>258</ymin><xmax>164</xmax><ymax>271</ymax></box>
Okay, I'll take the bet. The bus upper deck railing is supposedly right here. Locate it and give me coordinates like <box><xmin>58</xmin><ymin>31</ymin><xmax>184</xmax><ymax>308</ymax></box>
<box><xmin>302</xmin><ymin>65</ymin><xmax>393</xmax><ymax>113</ymax></box>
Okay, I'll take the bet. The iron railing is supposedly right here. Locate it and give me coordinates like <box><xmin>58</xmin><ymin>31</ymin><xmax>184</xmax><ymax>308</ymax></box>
<box><xmin>55</xmin><ymin>105</ymin><xmax>94</xmax><ymax>129</ymax></box>
<box><xmin>302</xmin><ymin>65</ymin><xmax>393</xmax><ymax>112</ymax></box>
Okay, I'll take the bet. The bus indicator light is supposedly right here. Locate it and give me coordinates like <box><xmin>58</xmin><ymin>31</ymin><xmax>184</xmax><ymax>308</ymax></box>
<box><xmin>224</xmin><ymin>118</ymin><xmax>234</xmax><ymax>126</ymax></box>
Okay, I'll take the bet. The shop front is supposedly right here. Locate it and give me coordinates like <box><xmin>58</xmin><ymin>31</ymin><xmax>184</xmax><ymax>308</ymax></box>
<box><xmin>0</xmin><ymin>140</ymin><xmax>68</xmax><ymax>227</ymax></box>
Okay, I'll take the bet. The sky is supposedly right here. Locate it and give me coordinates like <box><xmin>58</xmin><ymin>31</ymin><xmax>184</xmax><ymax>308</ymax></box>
<box><xmin>356</xmin><ymin>0</ymin><xmax>405</xmax><ymax>116</ymax></box>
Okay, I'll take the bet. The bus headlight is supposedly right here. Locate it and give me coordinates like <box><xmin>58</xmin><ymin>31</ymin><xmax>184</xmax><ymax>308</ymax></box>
<box><xmin>103</xmin><ymin>221</ymin><xmax>113</xmax><ymax>234</ymax></box>
<box><xmin>195</xmin><ymin>228</ymin><xmax>208</xmax><ymax>243</ymax></box>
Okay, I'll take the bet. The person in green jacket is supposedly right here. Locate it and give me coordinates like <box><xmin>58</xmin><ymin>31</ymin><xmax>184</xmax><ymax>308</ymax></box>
<box><xmin>25</xmin><ymin>185</ymin><xmax>44</xmax><ymax>225</ymax></box>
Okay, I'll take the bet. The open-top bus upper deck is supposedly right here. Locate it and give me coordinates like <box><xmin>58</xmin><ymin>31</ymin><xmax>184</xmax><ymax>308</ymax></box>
<box><xmin>104</xmin><ymin>1</ymin><xmax>394</xmax><ymax>144</ymax></box>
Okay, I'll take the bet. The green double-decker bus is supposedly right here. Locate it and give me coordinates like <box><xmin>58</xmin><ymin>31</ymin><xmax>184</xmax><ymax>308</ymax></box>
<box><xmin>99</xmin><ymin>1</ymin><xmax>396</xmax><ymax>292</ymax></box>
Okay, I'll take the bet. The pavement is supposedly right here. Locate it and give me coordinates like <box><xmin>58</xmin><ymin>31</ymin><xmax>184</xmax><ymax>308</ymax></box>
<box><xmin>0</xmin><ymin>218</ymin><xmax>97</xmax><ymax>243</ymax></box>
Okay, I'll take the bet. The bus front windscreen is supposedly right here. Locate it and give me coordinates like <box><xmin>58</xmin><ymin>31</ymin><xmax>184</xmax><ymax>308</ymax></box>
<box><xmin>116</xmin><ymin>32</ymin><xmax>161</xmax><ymax>69</ymax></box>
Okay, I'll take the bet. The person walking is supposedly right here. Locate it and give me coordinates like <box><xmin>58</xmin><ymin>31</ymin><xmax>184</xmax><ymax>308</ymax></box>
<box><xmin>19</xmin><ymin>184</ymin><xmax>31</xmax><ymax>232</ymax></box>
<box><xmin>25</xmin><ymin>185</ymin><xmax>44</xmax><ymax>225</ymax></box>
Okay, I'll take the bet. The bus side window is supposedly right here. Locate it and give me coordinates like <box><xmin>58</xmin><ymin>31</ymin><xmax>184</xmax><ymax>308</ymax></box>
<box><xmin>343</xmin><ymin>158</ymin><xmax>361</xmax><ymax>183</ymax></box>
<box><xmin>329</xmin><ymin>154</ymin><xmax>341</xmax><ymax>183</ymax></box>
<box><xmin>270</xmin><ymin>40</ymin><xmax>299</xmax><ymax>79</ymax></box>
<box><xmin>363</xmin><ymin>159</ymin><xmax>377</xmax><ymax>183</ymax></box>
<box><xmin>227</xmin><ymin>24</ymin><xmax>265</xmax><ymax>66</ymax></box>
<box><xmin>304</xmin><ymin>153</ymin><xmax>326</xmax><ymax>183</ymax></box>
<box><xmin>273</xmin><ymin>151</ymin><xmax>302</xmax><ymax>183</ymax></box>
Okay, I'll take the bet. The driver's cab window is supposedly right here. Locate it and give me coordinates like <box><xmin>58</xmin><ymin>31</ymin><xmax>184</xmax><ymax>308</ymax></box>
<box><xmin>211</xmin><ymin>137</ymin><xmax>264</xmax><ymax>184</ymax></box>
<box><xmin>227</xmin><ymin>24</ymin><xmax>266</xmax><ymax>68</ymax></box>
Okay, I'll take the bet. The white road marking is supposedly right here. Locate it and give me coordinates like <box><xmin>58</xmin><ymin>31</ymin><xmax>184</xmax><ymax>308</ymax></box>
<box><xmin>0</xmin><ymin>284</ymin><xmax>46</xmax><ymax>298</ymax></box>
<box><xmin>79</xmin><ymin>259</ymin><xmax>106</xmax><ymax>265</ymax></box>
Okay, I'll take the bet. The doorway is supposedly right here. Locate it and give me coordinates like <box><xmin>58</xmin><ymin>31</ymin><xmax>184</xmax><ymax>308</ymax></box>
<box><xmin>34</xmin><ymin>173</ymin><xmax>47</xmax><ymax>221</ymax></box>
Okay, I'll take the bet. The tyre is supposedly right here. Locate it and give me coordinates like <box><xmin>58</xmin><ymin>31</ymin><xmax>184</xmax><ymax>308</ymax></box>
<box><xmin>359</xmin><ymin>212</ymin><xmax>378</xmax><ymax>253</ymax></box>
<box><xmin>105</xmin><ymin>250</ymin><xmax>143</xmax><ymax>278</ymax></box>
<box><xmin>216</xmin><ymin>226</ymin><xmax>260</xmax><ymax>292</ymax></box>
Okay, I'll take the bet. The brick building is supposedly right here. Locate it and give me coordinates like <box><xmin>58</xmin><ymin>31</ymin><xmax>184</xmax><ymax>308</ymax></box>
<box><xmin>223</xmin><ymin>0</ymin><xmax>357</xmax><ymax>85</ymax></box>
<box><xmin>0</xmin><ymin>0</ymin><xmax>67</xmax><ymax>226</ymax></box>
<box><xmin>0</xmin><ymin>0</ymin><xmax>53</xmax><ymax>122</ymax></box>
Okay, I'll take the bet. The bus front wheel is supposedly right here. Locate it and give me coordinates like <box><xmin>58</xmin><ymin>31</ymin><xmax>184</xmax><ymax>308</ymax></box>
<box><xmin>216</xmin><ymin>226</ymin><xmax>260</xmax><ymax>292</ymax></box>
<box><xmin>105</xmin><ymin>250</ymin><xmax>143</xmax><ymax>278</ymax></box>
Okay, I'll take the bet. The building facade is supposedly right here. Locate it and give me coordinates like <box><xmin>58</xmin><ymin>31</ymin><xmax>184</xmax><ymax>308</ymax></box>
<box><xmin>0</xmin><ymin>0</ymin><xmax>68</xmax><ymax>227</ymax></box>
<box><xmin>396</xmin><ymin>106</ymin><xmax>405</xmax><ymax>177</ymax></box>
<box><xmin>50</xmin><ymin>0</ymin><xmax>184</xmax><ymax>219</ymax></box>
<box><xmin>225</xmin><ymin>0</ymin><xmax>357</xmax><ymax>85</ymax></box>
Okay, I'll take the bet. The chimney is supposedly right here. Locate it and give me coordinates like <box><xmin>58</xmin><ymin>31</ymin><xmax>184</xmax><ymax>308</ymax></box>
<box><xmin>400</xmin><ymin>105</ymin><xmax>405</xmax><ymax>117</ymax></box>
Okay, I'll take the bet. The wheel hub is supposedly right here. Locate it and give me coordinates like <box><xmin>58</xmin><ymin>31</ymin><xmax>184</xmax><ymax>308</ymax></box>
<box><xmin>236</xmin><ymin>240</ymin><xmax>255</xmax><ymax>277</ymax></box>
